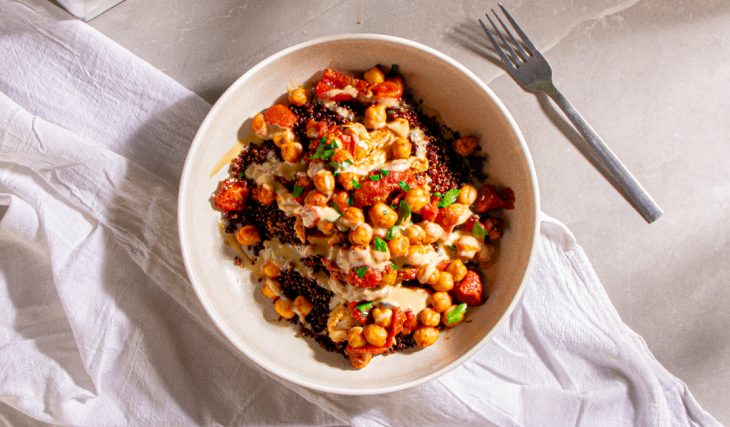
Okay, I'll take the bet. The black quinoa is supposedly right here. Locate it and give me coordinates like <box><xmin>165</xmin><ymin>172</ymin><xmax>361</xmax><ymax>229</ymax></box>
<box><xmin>278</xmin><ymin>268</ymin><xmax>333</xmax><ymax>334</ymax></box>
<box><xmin>301</xmin><ymin>255</ymin><xmax>327</xmax><ymax>274</ymax></box>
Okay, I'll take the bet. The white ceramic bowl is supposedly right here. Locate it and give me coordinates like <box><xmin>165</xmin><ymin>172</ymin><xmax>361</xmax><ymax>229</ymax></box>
<box><xmin>178</xmin><ymin>34</ymin><xmax>540</xmax><ymax>395</ymax></box>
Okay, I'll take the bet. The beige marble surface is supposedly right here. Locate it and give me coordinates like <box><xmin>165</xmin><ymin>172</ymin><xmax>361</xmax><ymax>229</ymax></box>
<box><xmin>86</xmin><ymin>0</ymin><xmax>730</xmax><ymax>422</ymax></box>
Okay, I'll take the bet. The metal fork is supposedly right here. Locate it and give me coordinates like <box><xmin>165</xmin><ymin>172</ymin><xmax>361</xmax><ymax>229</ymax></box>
<box><xmin>479</xmin><ymin>5</ymin><xmax>663</xmax><ymax>223</ymax></box>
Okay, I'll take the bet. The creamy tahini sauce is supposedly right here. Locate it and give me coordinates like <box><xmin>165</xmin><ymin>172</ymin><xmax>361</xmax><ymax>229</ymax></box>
<box><xmin>381</xmin><ymin>286</ymin><xmax>430</xmax><ymax>314</ymax></box>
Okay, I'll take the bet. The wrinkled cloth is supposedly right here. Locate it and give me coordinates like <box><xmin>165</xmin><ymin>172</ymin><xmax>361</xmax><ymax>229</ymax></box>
<box><xmin>0</xmin><ymin>1</ymin><xmax>721</xmax><ymax>426</ymax></box>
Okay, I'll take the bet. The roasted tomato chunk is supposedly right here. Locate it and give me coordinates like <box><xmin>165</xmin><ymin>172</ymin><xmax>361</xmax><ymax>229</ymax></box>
<box><xmin>315</xmin><ymin>68</ymin><xmax>368</xmax><ymax>101</ymax></box>
<box><xmin>474</xmin><ymin>185</ymin><xmax>515</xmax><ymax>213</ymax></box>
<box><xmin>345</xmin><ymin>268</ymin><xmax>383</xmax><ymax>288</ymax></box>
<box><xmin>420</xmin><ymin>198</ymin><xmax>440</xmax><ymax>222</ymax></box>
<box><xmin>263</xmin><ymin>104</ymin><xmax>297</xmax><ymax>128</ymax></box>
<box><xmin>452</xmin><ymin>270</ymin><xmax>484</xmax><ymax>306</ymax></box>
<box><xmin>372</xmin><ymin>77</ymin><xmax>404</xmax><ymax>99</ymax></box>
<box><xmin>352</xmin><ymin>170</ymin><xmax>411</xmax><ymax>207</ymax></box>
<box><xmin>214</xmin><ymin>178</ymin><xmax>249</xmax><ymax>212</ymax></box>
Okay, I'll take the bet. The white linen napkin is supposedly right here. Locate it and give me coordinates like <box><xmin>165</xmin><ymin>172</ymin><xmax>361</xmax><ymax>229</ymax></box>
<box><xmin>0</xmin><ymin>1</ymin><xmax>721</xmax><ymax>426</ymax></box>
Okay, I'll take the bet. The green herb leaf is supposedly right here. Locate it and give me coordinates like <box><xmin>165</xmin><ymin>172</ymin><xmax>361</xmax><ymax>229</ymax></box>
<box><xmin>395</xmin><ymin>200</ymin><xmax>411</xmax><ymax>226</ymax></box>
<box><xmin>398</xmin><ymin>180</ymin><xmax>411</xmax><ymax>192</ymax></box>
<box><xmin>352</xmin><ymin>179</ymin><xmax>361</xmax><ymax>189</ymax></box>
<box><xmin>319</xmin><ymin>136</ymin><xmax>327</xmax><ymax>144</ymax></box>
<box><xmin>472</xmin><ymin>221</ymin><xmax>487</xmax><ymax>240</ymax></box>
<box><xmin>369</xmin><ymin>174</ymin><xmax>382</xmax><ymax>181</ymax></box>
<box><xmin>330</xmin><ymin>202</ymin><xmax>341</xmax><ymax>214</ymax></box>
<box><xmin>238</xmin><ymin>171</ymin><xmax>245</xmax><ymax>179</ymax></box>
<box><xmin>438</xmin><ymin>188</ymin><xmax>460</xmax><ymax>208</ymax></box>
<box><xmin>356</xmin><ymin>301</ymin><xmax>373</xmax><ymax>313</ymax></box>
<box><xmin>381</xmin><ymin>169</ymin><xmax>390</xmax><ymax>177</ymax></box>
<box><xmin>292</xmin><ymin>184</ymin><xmax>303</xmax><ymax>198</ymax></box>
<box><xmin>347</xmin><ymin>194</ymin><xmax>354</xmax><ymax>206</ymax></box>
<box><xmin>374</xmin><ymin>236</ymin><xmax>388</xmax><ymax>252</ymax></box>
<box><xmin>354</xmin><ymin>266</ymin><xmax>368</xmax><ymax>278</ymax></box>
<box><xmin>385</xmin><ymin>226</ymin><xmax>398</xmax><ymax>240</ymax></box>
<box><xmin>390</xmin><ymin>262</ymin><xmax>399</xmax><ymax>270</ymax></box>
<box><xmin>434</xmin><ymin>192</ymin><xmax>442</xmax><ymax>199</ymax></box>
<box><xmin>445</xmin><ymin>303</ymin><xmax>468</xmax><ymax>325</ymax></box>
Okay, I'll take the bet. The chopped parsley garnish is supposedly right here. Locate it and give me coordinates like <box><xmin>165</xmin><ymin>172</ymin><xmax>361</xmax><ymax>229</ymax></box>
<box><xmin>347</xmin><ymin>194</ymin><xmax>354</xmax><ymax>206</ymax></box>
<box><xmin>352</xmin><ymin>179</ymin><xmax>361</xmax><ymax>189</ymax></box>
<box><xmin>356</xmin><ymin>301</ymin><xmax>373</xmax><ymax>313</ymax></box>
<box><xmin>445</xmin><ymin>303</ymin><xmax>468</xmax><ymax>325</ymax></box>
<box><xmin>390</xmin><ymin>262</ymin><xmax>399</xmax><ymax>270</ymax></box>
<box><xmin>353</xmin><ymin>266</ymin><xmax>368</xmax><ymax>278</ymax></box>
<box><xmin>381</xmin><ymin>169</ymin><xmax>390</xmax><ymax>177</ymax></box>
<box><xmin>438</xmin><ymin>188</ymin><xmax>460</xmax><ymax>208</ymax></box>
<box><xmin>291</xmin><ymin>184</ymin><xmax>303</xmax><ymax>198</ymax></box>
<box><xmin>472</xmin><ymin>221</ymin><xmax>487</xmax><ymax>240</ymax></box>
<box><xmin>329</xmin><ymin>202</ymin><xmax>341</xmax><ymax>214</ymax></box>
<box><xmin>434</xmin><ymin>192</ymin><xmax>442</xmax><ymax>199</ymax></box>
<box><xmin>238</xmin><ymin>171</ymin><xmax>245</xmax><ymax>179</ymax></box>
<box><xmin>319</xmin><ymin>136</ymin><xmax>327</xmax><ymax>143</ymax></box>
<box><xmin>374</xmin><ymin>236</ymin><xmax>388</xmax><ymax>252</ymax></box>
<box><xmin>385</xmin><ymin>226</ymin><xmax>398</xmax><ymax>240</ymax></box>
<box><xmin>398</xmin><ymin>180</ymin><xmax>410</xmax><ymax>192</ymax></box>
<box><xmin>310</xmin><ymin>140</ymin><xmax>337</xmax><ymax>160</ymax></box>
<box><xmin>395</xmin><ymin>200</ymin><xmax>411</xmax><ymax>226</ymax></box>
<box><xmin>369</xmin><ymin>174</ymin><xmax>382</xmax><ymax>181</ymax></box>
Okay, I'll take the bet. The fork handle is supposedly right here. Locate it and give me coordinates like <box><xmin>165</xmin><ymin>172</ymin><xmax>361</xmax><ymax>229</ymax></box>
<box><xmin>546</xmin><ymin>86</ymin><xmax>663</xmax><ymax>223</ymax></box>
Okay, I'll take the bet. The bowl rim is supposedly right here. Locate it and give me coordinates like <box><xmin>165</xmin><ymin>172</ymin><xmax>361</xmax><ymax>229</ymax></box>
<box><xmin>178</xmin><ymin>33</ymin><xmax>541</xmax><ymax>395</ymax></box>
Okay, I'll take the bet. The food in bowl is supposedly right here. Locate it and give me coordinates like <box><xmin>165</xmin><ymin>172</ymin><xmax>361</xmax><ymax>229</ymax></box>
<box><xmin>212</xmin><ymin>64</ymin><xmax>515</xmax><ymax>369</ymax></box>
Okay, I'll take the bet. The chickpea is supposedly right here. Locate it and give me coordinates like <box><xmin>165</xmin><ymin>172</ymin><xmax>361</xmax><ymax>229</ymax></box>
<box><xmin>407</xmin><ymin>244</ymin><xmax>432</xmax><ymax>266</ymax></box>
<box><xmin>364</xmin><ymin>104</ymin><xmax>387</xmax><ymax>130</ymax></box>
<box><xmin>381</xmin><ymin>268</ymin><xmax>397</xmax><ymax>286</ymax></box>
<box><xmin>261</xmin><ymin>260</ymin><xmax>280</xmax><ymax>278</ymax></box>
<box><xmin>422</xmin><ymin>221</ymin><xmax>444</xmax><ymax>244</ymax></box>
<box><xmin>477</xmin><ymin>243</ymin><xmax>496</xmax><ymax>264</ymax></box>
<box><xmin>430</xmin><ymin>291</ymin><xmax>452</xmax><ymax>313</ymax></box>
<box><xmin>364</xmin><ymin>66</ymin><xmax>385</xmax><ymax>84</ymax></box>
<box><xmin>252</xmin><ymin>112</ymin><xmax>267</xmax><ymax>138</ymax></box>
<box><xmin>454</xmin><ymin>136</ymin><xmax>478</xmax><ymax>156</ymax></box>
<box><xmin>372</xmin><ymin>306</ymin><xmax>393</xmax><ymax>328</ymax></box>
<box><xmin>332</xmin><ymin>149</ymin><xmax>354</xmax><ymax>164</ymax></box>
<box><xmin>261</xmin><ymin>278</ymin><xmax>280</xmax><ymax>299</ymax></box>
<box><xmin>294</xmin><ymin>295</ymin><xmax>313</xmax><ymax>317</ymax></box>
<box><xmin>347</xmin><ymin>326</ymin><xmax>367</xmax><ymax>348</ymax></box>
<box><xmin>280</xmin><ymin>142</ymin><xmax>303</xmax><ymax>163</ymax></box>
<box><xmin>253</xmin><ymin>183</ymin><xmax>275</xmax><ymax>205</ymax></box>
<box><xmin>274</xmin><ymin>298</ymin><xmax>295</xmax><ymax>319</ymax></box>
<box><xmin>363</xmin><ymin>324</ymin><xmax>388</xmax><ymax>347</ymax></box>
<box><xmin>340</xmin><ymin>206</ymin><xmax>365</xmax><ymax>229</ymax></box>
<box><xmin>272</xmin><ymin>129</ymin><xmax>295</xmax><ymax>148</ymax></box>
<box><xmin>337</xmin><ymin>172</ymin><xmax>358</xmax><ymax>191</ymax></box>
<box><xmin>446</xmin><ymin>259</ymin><xmax>468</xmax><ymax>282</ymax></box>
<box><xmin>236</xmin><ymin>225</ymin><xmax>260</xmax><ymax>246</ymax></box>
<box><xmin>369</xmin><ymin>202</ymin><xmax>398</xmax><ymax>228</ymax></box>
<box><xmin>405</xmin><ymin>224</ymin><xmax>427</xmax><ymax>245</ymax></box>
<box><xmin>332</xmin><ymin>191</ymin><xmax>350</xmax><ymax>212</ymax></box>
<box><xmin>391</xmin><ymin>137</ymin><xmax>412</xmax><ymax>159</ymax></box>
<box><xmin>304</xmin><ymin>190</ymin><xmax>328</xmax><ymax>207</ymax></box>
<box><xmin>349</xmin><ymin>352</ymin><xmax>373</xmax><ymax>369</ymax></box>
<box><xmin>440</xmin><ymin>203</ymin><xmax>468</xmax><ymax>229</ymax></box>
<box><xmin>432</xmin><ymin>270</ymin><xmax>454</xmax><ymax>292</ymax></box>
<box><xmin>417</xmin><ymin>265</ymin><xmax>440</xmax><ymax>285</ymax></box>
<box><xmin>419</xmin><ymin>308</ymin><xmax>441</xmax><ymax>327</ymax></box>
<box><xmin>405</xmin><ymin>187</ymin><xmax>430</xmax><ymax>214</ymax></box>
<box><xmin>410</xmin><ymin>157</ymin><xmax>429</xmax><ymax>173</ymax></box>
<box><xmin>317</xmin><ymin>219</ymin><xmax>335</xmax><ymax>235</ymax></box>
<box><xmin>288</xmin><ymin>86</ymin><xmax>307</xmax><ymax>106</ymax></box>
<box><xmin>455</xmin><ymin>235</ymin><xmax>481</xmax><ymax>259</ymax></box>
<box><xmin>458</xmin><ymin>184</ymin><xmax>478</xmax><ymax>205</ymax></box>
<box><xmin>388</xmin><ymin>235</ymin><xmax>410</xmax><ymax>258</ymax></box>
<box><xmin>313</xmin><ymin>170</ymin><xmax>335</xmax><ymax>195</ymax></box>
<box><xmin>414</xmin><ymin>326</ymin><xmax>440</xmax><ymax>348</ymax></box>
<box><xmin>350</xmin><ymin>223</ymin><xmax>373</xmax><ymax>246</ymax></box>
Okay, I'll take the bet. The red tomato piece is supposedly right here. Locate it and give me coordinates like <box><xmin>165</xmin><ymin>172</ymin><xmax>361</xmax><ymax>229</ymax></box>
<box><xmin>402</xmin><ymin>310</ymin><xmax>418</xmax><ymax>335</ymax></box>
<box><xmin>452</xmin><ymin>271</ymin><xmax>484</xmax><ymax>306</ymax></box>
<box><xmin>420</xmin><ymin>198</ymin><xmax>440</xmax><ymax>222</ymax></box>
<box><xmin>352</xmin><ymin>170</ymin><xmax>410</xmax><ymax>207</ymax></box>
<box><xmin>345</xmin><ymin>268</ymin><xmax>383</xmax><ymax>288</ymax></box>
<box><xmin>348</xmin><ymin>301</ymin><xmax>369</xmax><ymax>324</ymax></box>
<box><xmin>214</xmin><ymin>179</ymin><xmax>249</xmax><ymax>212</ymax></box>
<box><xmin>474</xmin><ymin>185</ymin><xmax>516</xmax><ymax>213</ymax></box>
<box><xmin>397</xmin><ymin>267</ymin><xmax>417</xmax><ymax>281</ymax></box>
<box><xmin>314</xmin><ymin>68</ymin><xmax>367</xmax><ymax>101</ymax></box>
<box><xmin>263</xmin><ymin>104</ymin><xmax>297</xmax><ymax>128</ymax></box>
<box><xmin>373</xmin><ymin>77</ymin><xmax>404</xmax><ymax>99</ymax></box>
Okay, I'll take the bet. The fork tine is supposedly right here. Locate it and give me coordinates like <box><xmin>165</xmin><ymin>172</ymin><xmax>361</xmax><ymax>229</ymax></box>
<box><xmin>478</xmin><ymin>18</ymin><xmax>518</xmax><ymax>72</ymax></box>
<box><xmin>498</xmin><ymin>3</ymin><xmax>537</xmax><ymax>54</ymax></box>
<box><xmin>492</xmin><ymin>8</ymin><xmax>529</xmax><ymax>60</ymax></box>
<box><xmin>485</xmin><ymin>13</ymin><xmax>521</xmax><ymax>66</ymax></box>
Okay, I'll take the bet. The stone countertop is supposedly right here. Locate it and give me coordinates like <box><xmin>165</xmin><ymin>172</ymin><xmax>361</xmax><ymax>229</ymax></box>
<box><xmin>88</xmin><ymin>0</ymin><xmax>730</xmax><ymax>422</ymax></box>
